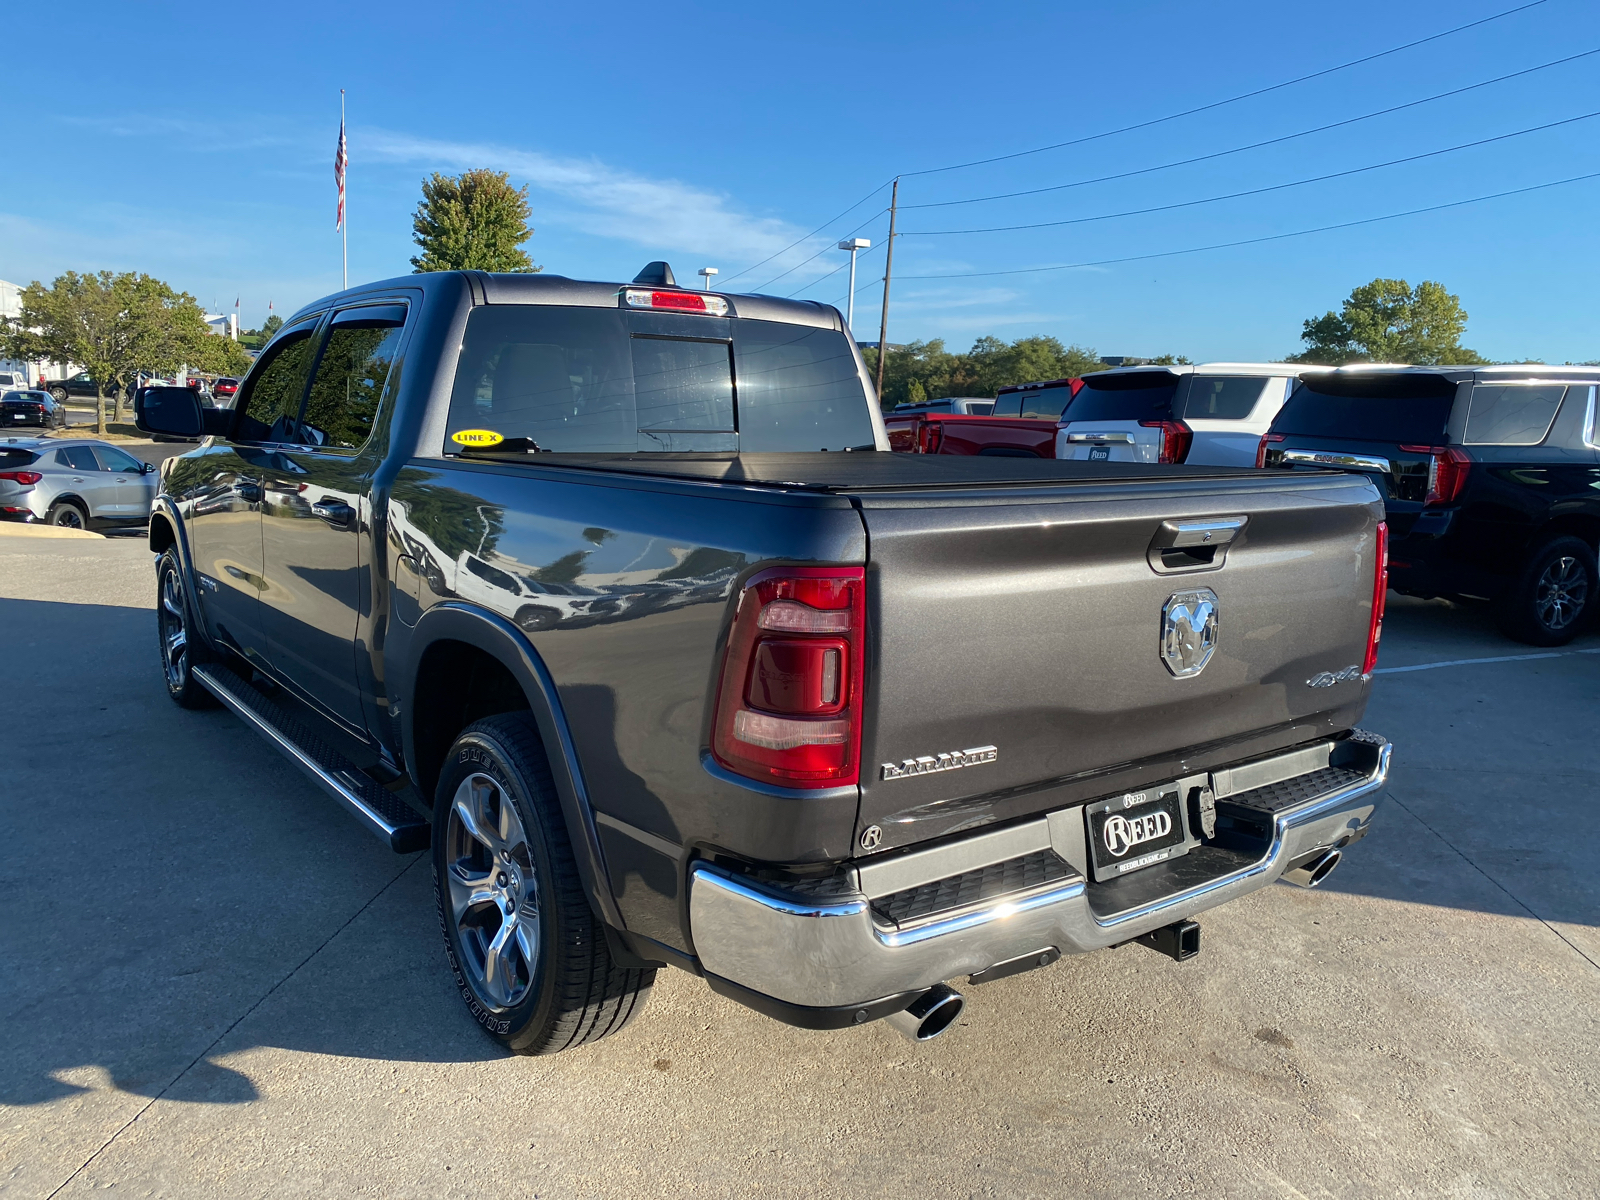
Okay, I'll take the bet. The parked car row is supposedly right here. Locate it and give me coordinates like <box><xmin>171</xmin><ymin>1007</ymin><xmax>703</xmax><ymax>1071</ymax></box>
<box><xmin>890</xmin><ymin>362</ymin><xmax>1600</xmax><ymax>646</ymax></box>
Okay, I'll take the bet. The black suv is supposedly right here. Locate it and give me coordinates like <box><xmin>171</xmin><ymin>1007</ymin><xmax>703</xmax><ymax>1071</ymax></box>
<box><xmin>1260</xmin><ymin>365</ymin><xmax>1600</xmax><ymax>645</ymax></box>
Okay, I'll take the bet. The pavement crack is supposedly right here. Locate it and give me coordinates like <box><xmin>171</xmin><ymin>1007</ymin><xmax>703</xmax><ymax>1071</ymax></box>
<box><xmin>1386</xmin><ymin>791</ymin><xmax>1600</xmax><ymax>973</ymax></box>
<box><xmin>44</xmin><ymin>853</ymin><xmax>423</xmax><ymax>1199</ymax></box>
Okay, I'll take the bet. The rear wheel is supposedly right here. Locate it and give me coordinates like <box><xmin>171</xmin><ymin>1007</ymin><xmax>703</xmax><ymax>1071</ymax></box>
<box><xmin>1494</xmin><ymin>536</ymin><xmax>1596</xmax><ymax>646</ymax></box>
<box><xmin>433</xmin><ymin>713</ymin><xmax>653</xmax><ymax>1055</ymax></box>
<box><xmin>155</xmin><ymin>548</ymin><xmax>217</xmax><ymax>708</ymax></box>
<box><xmin>49</xmin><ymin>386</ymin><xmax>67</xmax><ymax>403</ymax></box>
<box><xmin>46</xmin><ymin>500</ymin><xmax>87</xmax><ymax>529</ymax></box>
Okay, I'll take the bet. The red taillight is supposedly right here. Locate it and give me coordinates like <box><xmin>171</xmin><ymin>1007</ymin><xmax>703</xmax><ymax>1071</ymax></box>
<box><xmin>1140</xmin><ymin>419</ymin><xmax>1193</xmax><ymax>463</ymax></box>
<box><xmin>918</xmin><ymin>419</ymin><xmax>944</xmax><ymax>454</ymax></box>
<box><xmin>0</xmin><ymin>470</ymin><xmax>42</xmax><ymax>486</ymax></box>
<box><xmin>1399</xmin><ymin>445</ymin><xmax>1471</xmax><ymax>506</ymax></box>
<box><xmin>623</xmin><ymin>288</ymin><xmax>730</xmax><ymax>316</ymax></box>
<box><xmin>711</xmin><ymin>567</ymin><xmax>865</xmax><ymax>787</ymax></box>
<box><xmin>1256</xmin><ymin>433</ymin><xmax>1286</xmax><ymax>469</ymax></box>
<box><xmin>1363</xmin><ymin>521</ymin><xmax>1389</xmax><ymax>676</ymax></box>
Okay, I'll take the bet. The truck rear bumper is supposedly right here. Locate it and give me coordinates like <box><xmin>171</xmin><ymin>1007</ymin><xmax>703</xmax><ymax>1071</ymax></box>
<box><xmin>689</xmin><ymin>734</ymin><xmax>1390</xmax><ymax>1014</ymax></box>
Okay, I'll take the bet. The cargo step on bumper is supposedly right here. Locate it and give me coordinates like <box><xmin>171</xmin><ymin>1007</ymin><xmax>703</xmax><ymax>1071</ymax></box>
<box><xmin>191</xmin><ymin>663</ymin><xmax>431</xmax><ymax>853</ymax></box>
<box><xmin>689</xmin><ymin>732</ymin><xmax>1390</xmax><ymax>1021</ymax></box>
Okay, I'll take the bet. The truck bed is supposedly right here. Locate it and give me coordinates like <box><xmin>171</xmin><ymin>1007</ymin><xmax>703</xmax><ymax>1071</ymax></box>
<box><xmin>456</xmin><ymin>449</ymin><xmax>1264</xmax><ymax>490</ymax></box>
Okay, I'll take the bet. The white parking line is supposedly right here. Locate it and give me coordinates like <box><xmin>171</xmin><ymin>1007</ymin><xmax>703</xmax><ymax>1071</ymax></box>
<box><xmin>1375</xmin><ymin>647</ymin><xmax>1600</xmax><ymax>675</ymax></box>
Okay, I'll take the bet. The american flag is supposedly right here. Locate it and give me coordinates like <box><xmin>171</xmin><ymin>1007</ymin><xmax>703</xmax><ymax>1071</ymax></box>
<box><xmin>334</xmin><ymin>115</ymin><xmax>347</xmax><ymax>230</ymax></box>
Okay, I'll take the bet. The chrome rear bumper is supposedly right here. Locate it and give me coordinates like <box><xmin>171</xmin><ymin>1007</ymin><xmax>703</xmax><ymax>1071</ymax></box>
<box><xmin>689</xmin><ymin>735</ymin><xmax>1390</xmax><ymax>1010</ymax></box>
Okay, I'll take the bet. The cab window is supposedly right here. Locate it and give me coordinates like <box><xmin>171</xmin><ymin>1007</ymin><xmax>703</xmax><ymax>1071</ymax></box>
<box><xmin>234</xmin><ymin>322</ymin><xmax>319</xmax><ymax>442</ymax></box>
<box><xmin>299</xmin><ymin>304</ymin><xmax>408</xmax><ymax>451</ymax></box>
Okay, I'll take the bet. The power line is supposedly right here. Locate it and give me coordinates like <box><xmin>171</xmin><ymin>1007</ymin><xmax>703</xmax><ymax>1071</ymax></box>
<box><xmin>897</xmin><ymin>169</ymin><xmax>1600</xmax><ymax>280</ymax></box>
<box><xmin>899</xmin><ymin>0</ymin><xmax>1552</xmax><ymax>179</ymax></box>
<box><xmin>902</xmin><ymin>46</ymin><xmax>1600</xmax><ymax>212</ymax></box>
<box><xmin>903</xmin><ymin>110</ymin><xmax>1600</xmax><ymax>236</ymax></box>
<box><xmin>787</xmin><ymin>237</ymin><xmax>886</xmax><ymax>299</ymax></box>
<box><xmin>716</xmin><ymin>181</ymin><xmax>891</xmax><ymax>287</ymax></box>
<box><xmin>746</xmin><ymin>208</ymin><xmax>887</xmax><ymax>293</ymax></box>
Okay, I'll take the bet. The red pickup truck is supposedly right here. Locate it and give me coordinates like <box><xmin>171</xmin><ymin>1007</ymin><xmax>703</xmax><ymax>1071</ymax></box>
<box><xmin>884</xmin><ymin>377</ymin><xmax>1081</xmax><ymax>457</ymax></box>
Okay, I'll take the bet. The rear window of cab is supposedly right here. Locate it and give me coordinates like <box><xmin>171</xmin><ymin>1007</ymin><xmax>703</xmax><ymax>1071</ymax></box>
<box><xmin>444</xmin><ymin>306</ymin><xmax>875</xmax><ymax>454</ymax></box>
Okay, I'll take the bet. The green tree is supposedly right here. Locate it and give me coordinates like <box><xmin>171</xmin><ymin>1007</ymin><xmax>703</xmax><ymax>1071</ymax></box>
<box><xmin>863</xmin><ymin>335</ymin><xmax>1113</xmax><ymax>408</ymax></box>
<box><xmin>0</xmin><ymin>271</ymin><xmax>250</xmax><ymax>431</ymax></box>
<box><xmin>411</xmin><ymin>170</ymin><xmax>541</xmax><ymax>273</ymax></box>
<box><xmin>1291</xmin><ymin>278</ymin><xmax>1487</xmax><ymax>365</ymax></box>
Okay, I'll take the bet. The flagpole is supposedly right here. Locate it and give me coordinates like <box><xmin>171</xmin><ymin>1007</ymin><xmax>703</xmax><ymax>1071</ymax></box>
<box><xmin>340</xmin><ymin>89</ymin><xmax>348</xmax><ymax>291</ymax></box>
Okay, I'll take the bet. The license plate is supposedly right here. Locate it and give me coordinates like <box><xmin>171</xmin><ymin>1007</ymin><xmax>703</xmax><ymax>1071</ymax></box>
<box><xmin>1085</xmin><ymin>785</ymin><xmax>1189</xmax><ymax>880</ymax></box>
<box><xmin>1088</xmin><ymin>444</ymin><xmax>1109</xmax><ymax>460</ymax></box>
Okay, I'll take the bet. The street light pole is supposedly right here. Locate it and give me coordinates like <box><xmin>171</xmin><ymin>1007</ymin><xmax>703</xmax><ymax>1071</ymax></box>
<box><xmin>837</xmin><ymin>237</ymin><xmax>870</xmax><ymax>330</ymax></box>
<box><xmin>698</xmin><ymin>267</ymin><xmax>718</xmax><ymax>291</ymax></box>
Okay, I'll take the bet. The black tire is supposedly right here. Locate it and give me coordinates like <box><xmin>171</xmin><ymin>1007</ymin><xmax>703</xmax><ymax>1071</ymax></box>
<box><xmin>1493</xmin><ymin>535</ymin><xmax>1596</xmax><ymax>646</ymax></box>
<box><xmin>155</xmin><ymin>548</ymin><xmax>218</xmax><ymax>708</ymax></box>
<box><xmin>46</xmin><ymin>500</ymin><xmax>88</xmax><ymax>529</ymax></box>
<box><xmin>433</xmin><ymin>713</ymin><xmax>653</xmax><ymax>1055</ymax></box>
<box><xmin>49</xmin><ymin>387</ymin><xmax>68</xmax><ymax>403</ymax></box>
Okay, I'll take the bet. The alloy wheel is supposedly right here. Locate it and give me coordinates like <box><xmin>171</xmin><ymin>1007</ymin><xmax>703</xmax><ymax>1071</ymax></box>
<box><xmin>445</xmin><ymin>772</ymin><xmax>540</xmax><ymax>1010</ymax></box>
<box><xmin>53</xmin><ymin>507</ymin><xmax>83</xmax><ymax>529</ymax></box>
<box><xmin>158</xmin><ymin>565</ymin><xmax>189</xmax><ymax>690</ymax></box>
<box><xmin>1535</xmin><ymin>555</ymin><xmax>1587</xmax><ymax>631</ymax></box>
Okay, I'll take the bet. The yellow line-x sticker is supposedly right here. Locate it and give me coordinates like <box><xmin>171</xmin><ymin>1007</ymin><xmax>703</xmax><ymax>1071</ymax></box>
<box><xmin>451</xmin><ymin>429</ymin><xmax>504</xmax><ymax>447</ymax></box>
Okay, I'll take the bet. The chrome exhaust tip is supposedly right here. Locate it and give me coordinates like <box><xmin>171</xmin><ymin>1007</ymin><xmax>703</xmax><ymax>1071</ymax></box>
<box><xmin>885</xmin><ymin>983</ymin><xmax>964</xmax><ymax>1042</ymax></box>
<box><xmin>1282</xmin><ymin>848</ymin><xmax>1342</xmax><ymax>889</ymax></box>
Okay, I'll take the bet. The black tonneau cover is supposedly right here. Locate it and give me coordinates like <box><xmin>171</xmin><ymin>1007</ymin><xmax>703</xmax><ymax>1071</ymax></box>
<box><xmin>455</xmin><ymin>451</ymin><xmax>1266</xmax><ymax>492</ymax></box>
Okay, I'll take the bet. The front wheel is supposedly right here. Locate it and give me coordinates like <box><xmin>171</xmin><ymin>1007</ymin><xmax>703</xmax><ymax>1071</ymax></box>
<box><xmin>155</xmin><ymin>548</ymin><xmax>217</xmax><ymax>708</ymax></box>
<box><xmin>433</xmin><ymin>714</ymin><xmax>653</xmax><ymax>1055</ymax></box>
<box><xmin>1494</xmin><ymin>536</ymin><xmax>1596</xmax><ymax>646</ymax></box>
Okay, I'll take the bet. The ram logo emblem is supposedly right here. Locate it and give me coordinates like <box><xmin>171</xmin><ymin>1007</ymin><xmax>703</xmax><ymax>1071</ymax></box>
<box><xmin>1161</xmin><ymin>589</ymin><xmax>1218</xmax><ymax>678</ymax></box>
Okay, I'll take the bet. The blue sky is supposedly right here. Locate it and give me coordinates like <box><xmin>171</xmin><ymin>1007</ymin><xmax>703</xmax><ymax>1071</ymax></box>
<box><xmin>5</xmin><ymin>0</ymin><xmax>1598</xmax><ymax>362</ymax></box>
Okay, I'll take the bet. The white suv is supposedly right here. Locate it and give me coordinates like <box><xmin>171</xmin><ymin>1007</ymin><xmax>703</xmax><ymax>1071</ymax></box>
<box><xmin>1056</xmin><ymin>363</ymin><xmax>1326</xmax><ymax>467</ymax></box>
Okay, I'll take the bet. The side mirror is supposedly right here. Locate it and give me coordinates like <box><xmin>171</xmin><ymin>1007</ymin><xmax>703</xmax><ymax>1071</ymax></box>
<box><xmin>140</xmin><ymin>461</ymin><xmax>156</xmax><ymax>474</ymax></box>
<box><xmin>136</xmin><ymin>387</ymin><xmax>202</xmax><ymax>438</ymax></box>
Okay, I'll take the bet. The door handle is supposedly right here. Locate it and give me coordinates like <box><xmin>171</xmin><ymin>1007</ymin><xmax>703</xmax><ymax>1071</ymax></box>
<box><xmin>311</xmin><ymin>499</ymin><xmax>355</xmax><ymax>530</ymax></box>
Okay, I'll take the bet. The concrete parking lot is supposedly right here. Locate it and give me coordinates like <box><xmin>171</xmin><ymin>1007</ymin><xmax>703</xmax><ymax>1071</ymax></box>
<box><xmin>2</xmin><ymin>535</ymin><xmax>1596</xmax><ymax>1198</ymax></box>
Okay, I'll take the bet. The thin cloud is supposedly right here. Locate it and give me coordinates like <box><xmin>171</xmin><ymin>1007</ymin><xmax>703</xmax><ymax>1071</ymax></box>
<box><xmin>363</xmin><ymin>130</ymin><xmax>828</xmax><ymax>274</ymax></box>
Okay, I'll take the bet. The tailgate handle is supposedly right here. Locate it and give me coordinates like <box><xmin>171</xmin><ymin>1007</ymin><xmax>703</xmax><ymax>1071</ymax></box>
<box><xmin>1282</xmin><ymin>448</ymin><xmax>1391</xmax><ymax>473</ymax></box>
<box><xmin>1064</xmin><ymin>431</ymin><xmax>1133</xmax><ymax>443</ymax></box>
<box><xmin>1148</xmin><ymin>516</ymin><xmax>1246</xmax><ymax>574</ymax></box>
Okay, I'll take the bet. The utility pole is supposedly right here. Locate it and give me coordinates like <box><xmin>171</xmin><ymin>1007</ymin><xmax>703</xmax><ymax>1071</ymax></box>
<box><xmin>837</xmin><ymin>237</ymin><xmax>870</xmax><ymax>329</ymax></box>
<box><xmin>874</xmin><ymin>178</ymin><xmax>899</xmax><ymax>402</ymax></box>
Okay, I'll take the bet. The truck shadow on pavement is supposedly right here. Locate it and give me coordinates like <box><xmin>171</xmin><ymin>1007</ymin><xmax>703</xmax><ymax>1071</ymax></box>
<box><xmin>2</xmin><ymin>593</ymin><xmax>1595</xmax><ymax>1111</ymax></box>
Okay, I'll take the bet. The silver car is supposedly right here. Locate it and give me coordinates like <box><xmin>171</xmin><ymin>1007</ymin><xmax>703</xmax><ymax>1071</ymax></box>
<box><xmin>0</xmin><ymin>436</ymin><xmax>158</xmax><ymax>531</ymax></box>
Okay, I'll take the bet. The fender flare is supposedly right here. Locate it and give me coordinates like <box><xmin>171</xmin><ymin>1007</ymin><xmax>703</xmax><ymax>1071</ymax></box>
<box><xmin>398</xmin><ymin>601</ymin><xmax>623</xmax><ymax>929</ymax></box>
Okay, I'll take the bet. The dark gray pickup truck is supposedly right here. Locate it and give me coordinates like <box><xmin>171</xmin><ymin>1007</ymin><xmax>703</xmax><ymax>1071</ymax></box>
<box><xmin>136</xmin><ymin>264</ymin><xmax>1392</xmax><ymax>1052</ymax></box>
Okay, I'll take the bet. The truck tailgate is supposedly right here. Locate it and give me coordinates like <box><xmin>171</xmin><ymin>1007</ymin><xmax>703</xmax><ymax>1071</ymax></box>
<box><xmin>852</xmin><ymin>470</ymin><xmax>1384</xmax><ymax>851</ymax></box>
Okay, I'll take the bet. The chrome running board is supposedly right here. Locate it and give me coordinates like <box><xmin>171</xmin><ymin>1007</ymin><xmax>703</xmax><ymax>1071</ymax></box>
<box><xmin>192</xmin><ymin>663</ymin><xmax>430</xmax><ymax>853</ymax></box>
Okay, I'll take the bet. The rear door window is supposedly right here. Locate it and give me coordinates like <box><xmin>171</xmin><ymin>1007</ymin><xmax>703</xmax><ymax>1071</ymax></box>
<box><xmin>1067</xmin><ymin>373</ymin><xmax>1180</xmax><ymax>422</ymax></box>
<box><xmin>991</xmin><ymin>392</ymin><xmax>1022</xmax><ymax>417</ymax></box>
<box><xmin>300</xmin><ymin>304</ymin><xmax>408</xmax><ymax>450</ymax></box>
<box><xmin>1273</xmin><ymin>374</ymin><xmax>1455</xmax><ymax>445</ymax></box>
<box><xmin>56</xmin><ymin>446</ymin><xmax>99</xmax><ymax>471</ymax></box>
<box><xmin>1181</xmin><ymin>376</ymin><xmax>1269</xmax><ymax>420</ymax></box>
<box><xmin>1462</xmin><ymin>383</ymin><xmax>1565</xmax><ymax>446</ymax></box>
